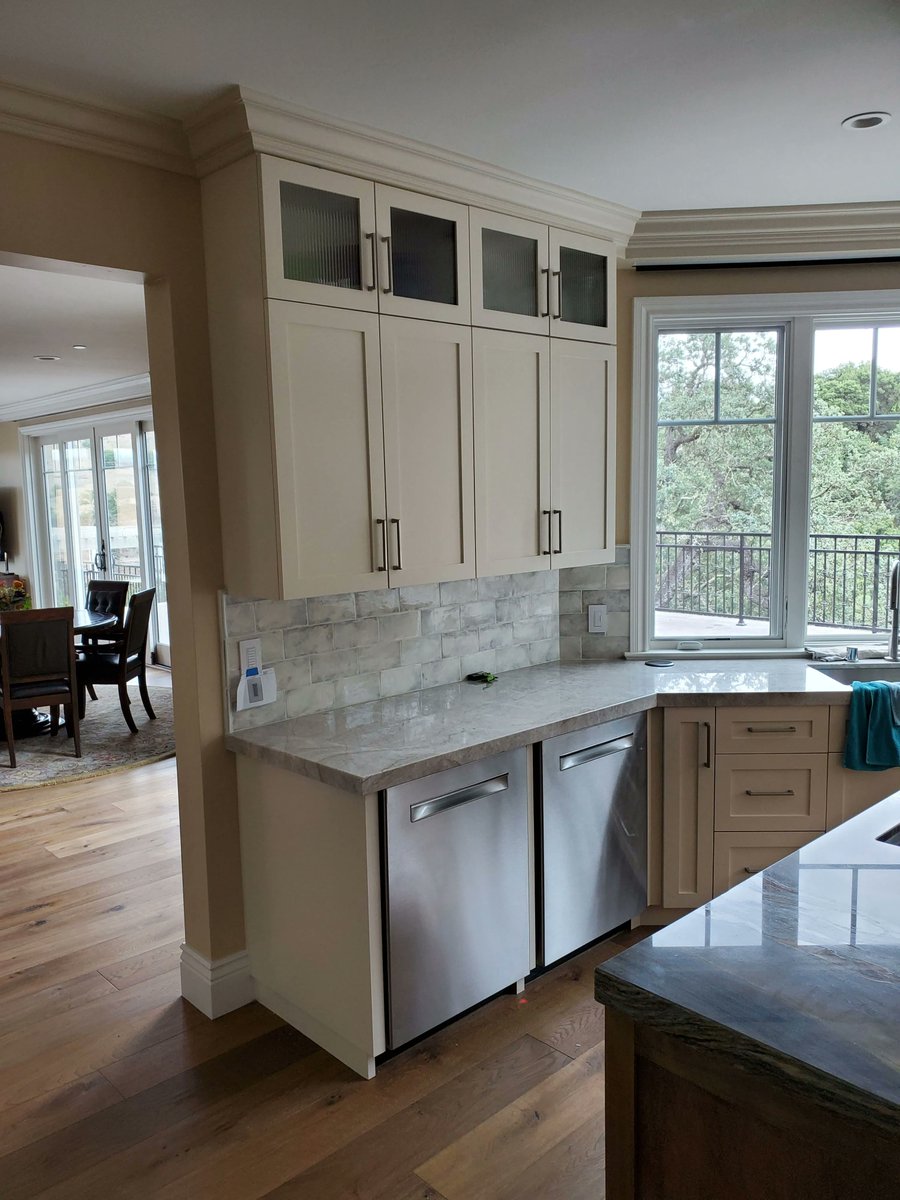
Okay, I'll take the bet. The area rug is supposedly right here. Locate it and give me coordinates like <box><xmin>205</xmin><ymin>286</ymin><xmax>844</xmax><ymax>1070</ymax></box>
<box><xmin>0</xmin><ymin>686</ymin><xmax>175</xmax><ymax>791</ymax></box>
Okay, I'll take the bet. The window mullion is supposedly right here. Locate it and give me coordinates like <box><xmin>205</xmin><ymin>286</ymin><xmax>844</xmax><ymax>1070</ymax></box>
<box><xmin>783</xmin><ymin>316</ymin><xmax>814</xmax><ymax>648</ymax></box>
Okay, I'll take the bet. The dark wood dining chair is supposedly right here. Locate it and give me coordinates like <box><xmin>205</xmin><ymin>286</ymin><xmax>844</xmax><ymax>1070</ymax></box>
<box><xmin>77</xmin><ymin>588</ymin><xmax>157</xmax><ymax>733</ymax></box>
<box><xmin>82</xmin><ymin>579</ymin><xmax>131</xmax><ymax>701</ymax></box>
<box><xmin>0</xmin><ymin>607</ymin><xmax>81</xmax><ymax>768</ymax></box>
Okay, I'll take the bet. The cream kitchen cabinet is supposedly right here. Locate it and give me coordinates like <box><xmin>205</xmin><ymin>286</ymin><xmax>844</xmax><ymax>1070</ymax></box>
<box><xmin>470</xmin><ymin>208</ymin><xmax>615</xmax><ymax>344</ymax></box>
<box><xmin>473</xmin><ymin>329</ymin><xmax>615</xmax><ymax>577</ymax></box>
<box><xmin>268</xmin><ymin>302</ymin><xmax>474</xmax><ymax>597</ymax></box>
<box><xmin>262</xmin><ymin>156</ymin><xmax>470</xmax><ymax>324</ymax></box>
<box><xmin>661</xmin><ymin>707</ymin><xmax>716</xmax><ymax>909</ymax></box>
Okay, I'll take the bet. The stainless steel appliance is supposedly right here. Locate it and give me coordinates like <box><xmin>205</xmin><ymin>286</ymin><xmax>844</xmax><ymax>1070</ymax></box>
<box><xmin>539</xmin><ymin>714</ymin><xmax>647</xmax><ymax>965</ymax></box>
<box><xmin>382</xmin><ymin>748</ymin><xmax>530</xmax><ymax>1050</ymax></box>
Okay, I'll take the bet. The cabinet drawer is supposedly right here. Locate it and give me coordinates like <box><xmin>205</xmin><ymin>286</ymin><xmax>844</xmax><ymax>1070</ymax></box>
<box><xmin>713</xmin><ymin>831</ymin><xmax>819</xmax><ymax>895</ymax></box>
<box><xmin>714</xmin><ymin>706</ymin><xmax>829</xmax><ymax>755</ymax></box>
<box><xmin>714</xmin><ymin>754</ymin><xmax>827</xmax><ymax>831</ymax></box>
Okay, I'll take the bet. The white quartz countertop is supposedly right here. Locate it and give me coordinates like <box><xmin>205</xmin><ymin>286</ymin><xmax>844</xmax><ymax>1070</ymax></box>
<box><xmin>226</xmin><ymin>658</ymin><xmax>853</xmax><ymax>794</ymax></box>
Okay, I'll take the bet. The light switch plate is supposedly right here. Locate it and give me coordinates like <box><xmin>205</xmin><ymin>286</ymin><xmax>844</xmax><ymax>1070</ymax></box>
<box><xmin>239</xmin><ymin>638</ymin><xmax>262</xmax><ymax>676</ymax></box>
<box><xmin>588</xmin><ymin>604</ymin><xmax>608</xmax><ymax>634</ymax></box>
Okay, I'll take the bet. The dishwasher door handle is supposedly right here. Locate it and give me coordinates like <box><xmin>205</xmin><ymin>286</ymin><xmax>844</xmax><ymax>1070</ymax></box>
<box><xmin>559</xmin><ymin>734</ymin><xmax>634</xmax><ymax>772</ymax></box>
<box><xmin>409</xmin><ymin>773</ymin><xmax>509</xmax><ymax>822</ymax></box>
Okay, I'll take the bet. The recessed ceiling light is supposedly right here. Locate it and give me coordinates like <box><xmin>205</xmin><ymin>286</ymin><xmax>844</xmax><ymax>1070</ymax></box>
<box><xmin>72</xmin><ymin>344</ymin><xmax>87</xmax><ymax>351</ymax></box>
<box><xmin>33</xmin><ymin>355</ymin><xmax>60</xmax><ymax>362</ymax></box>
<box><xmin>841</xmin><ymin>111</ymin><xmax>892</xmax><ymax>130</ymax></box>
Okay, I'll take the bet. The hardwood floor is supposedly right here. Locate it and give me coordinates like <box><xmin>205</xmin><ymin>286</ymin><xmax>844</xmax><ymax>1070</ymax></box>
<box><xmin>0</xmin><ymin>755</ymin><xmax>645</xmax><ymax>1198</ymax></box>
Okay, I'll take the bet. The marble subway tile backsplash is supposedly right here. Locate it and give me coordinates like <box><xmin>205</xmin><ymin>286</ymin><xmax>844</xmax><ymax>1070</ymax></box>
<box><xmin>224</xmin><ymin>571</ymin><xmax>560</xmax><ymax>730</ymax></box>
<box><xmin>559</xmin><ymin>547</ymin><xmax>631</xmax><ymax>662</ymax></box>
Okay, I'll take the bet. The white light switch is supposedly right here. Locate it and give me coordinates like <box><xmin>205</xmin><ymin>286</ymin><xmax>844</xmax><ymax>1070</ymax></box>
<box><xmin>588</xmin><ymin>604</ymin><xmax>608</xmax><ymax>634</ymax></box>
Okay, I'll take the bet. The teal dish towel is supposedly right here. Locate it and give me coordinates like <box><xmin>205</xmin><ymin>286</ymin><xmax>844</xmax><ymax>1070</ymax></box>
<box><xmin>843</xmin><ymin>681</ymin><xmax>900</xmax><ymax>771</ymax></box>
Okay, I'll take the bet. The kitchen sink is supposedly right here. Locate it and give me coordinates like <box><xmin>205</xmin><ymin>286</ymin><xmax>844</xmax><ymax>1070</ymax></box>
<box><xmin>811</xmin><ymin>661</ymin><xmax>900</xmax><ymax>685</ymax></box>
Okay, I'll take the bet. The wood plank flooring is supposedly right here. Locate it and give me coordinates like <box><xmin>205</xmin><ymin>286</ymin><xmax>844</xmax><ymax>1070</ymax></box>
<box><xmin>0</xmin><ymin>753</ymin><xmax>647</xmax><ymax>1198</ymax></box>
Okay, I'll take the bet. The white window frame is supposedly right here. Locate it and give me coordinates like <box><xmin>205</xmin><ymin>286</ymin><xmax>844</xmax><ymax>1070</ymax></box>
<box><xmin>631</xmin><ymin>289</ymin><xmax>900</xmax><ymax>656</ymax></box>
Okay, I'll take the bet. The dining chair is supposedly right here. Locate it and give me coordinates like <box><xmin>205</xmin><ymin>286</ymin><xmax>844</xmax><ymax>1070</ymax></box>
<box><xmin>76</xmin><ymin>588</ymin><xmax>157</xmax><ymax>733</ymax></box>
<box><xmin>0</xmin><ymin>607</ymin><xmax>81</xmax><ymax>768</ymax></box>
<box><xmin>82</xmin><ymin>579</ymin><xmax>131</xmax><ymax>702</ymax></box>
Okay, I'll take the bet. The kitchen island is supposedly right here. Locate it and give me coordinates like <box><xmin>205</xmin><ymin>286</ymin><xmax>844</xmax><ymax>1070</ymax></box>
<box><xmin>595</xmin><ymin>792</ymin><xmax>900</xmax><ymax>1200</ymax></box>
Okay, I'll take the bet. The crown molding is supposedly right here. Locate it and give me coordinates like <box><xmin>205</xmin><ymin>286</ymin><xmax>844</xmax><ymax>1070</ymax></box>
<box><xmin>0</xmin><ymin>80</ymin><xmax>193</xmax><ymax>176</ymax></box>
<box><xmin>185</xmin><ymin>86</ymin><xmax>639</xmax><ymax>244</ymax></box>
<box><xmin>627</xmin><ymin>202</ymin><xmax>900</xmax><ymax>266</ymax></box>
<box><xmin>4</xmin><ymin>372</ymin><xmax>151</xmax><ymax>423</ymax></box>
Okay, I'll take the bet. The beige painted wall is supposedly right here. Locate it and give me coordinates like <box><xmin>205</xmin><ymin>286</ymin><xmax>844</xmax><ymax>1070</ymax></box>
<box><xmin>615</xmin><ymin>261</ymin><xmax>900</xmax><ymax>543</ymax></box>
<box><xmin>0</xmin><ymin>129</ymin><xmax>244</xmax><ymax>961</ymax></box>
<box><xmin>0</xmin><ymin>420</ymin><xmax>29</xmax><ymax>579</ymax></box>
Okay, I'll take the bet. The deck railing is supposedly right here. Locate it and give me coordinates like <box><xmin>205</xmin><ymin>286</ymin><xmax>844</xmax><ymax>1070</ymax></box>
<box><xmin>656</xmin><ymin>531</ymin><xmax>900</xmax><ymax>633</ymax></box>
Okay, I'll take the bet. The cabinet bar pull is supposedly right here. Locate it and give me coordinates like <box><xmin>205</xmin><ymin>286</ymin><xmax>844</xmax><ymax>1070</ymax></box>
<box><xmin>381</xmin><ymin>235</ymin><xmax>393</xmax><ymax>294</ymax></box>
<box><xmin>559</xmin><ymin>734</ymin><xmax>634</xmax><ymax>772</ymax></box>
<box><xmin>365</xmin><ymin>232</ymin><xmax>377</xmax><ymax>291</ymax></box>
<box><xmin>410</xmin><ymin>773</ymin><xmax>509</xmax><ymax>822</ymax></box>
<box><xmin>744</xmin><ymin>789</ymin><xmax>795</xmax><ymax>797</ymax></box>
<box><xmin>540</xmin><ymin>268</ymin><xmax>550</xmax><ymax>318</ymax></box>
<box><xmin>390</xmin><ymin>517</ymin><xmax>402</xmax><ymax>570</ymax></box>
<box><xmin>746</xmin><ymin>725</ymin><xmax>797</xmax><ymax>734</ymax></box>
<box><xmin>743</xmin><ymin>866</ymin><xmax>762</xmax><ymax>875</ymax></box>
<box><xmin>375</xmin><ymin>518</ymin><xmax>387</xmax><ymax>571</ymax></box>
<box><xmin>699</xmin><ymin>721</ymin><xmax>711</xmax><ymax>768</ymax></box>
<box><xmin>552</xmin><ymin>509</ymin><xmax>562</xmax><ymax>554</ymax></box>
<box><xmin>541</xmin><ymin>509</ymin><xmax>552</xmax><ymax>555</ymax></box>
<box><xmin>551</xmin><ymin>270</ymin><xmax>561</xmax><ymax>319</ymax></box>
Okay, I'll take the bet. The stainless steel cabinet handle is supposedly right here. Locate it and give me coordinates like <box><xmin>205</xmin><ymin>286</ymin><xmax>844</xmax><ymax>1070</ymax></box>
<box><xmin>540</xmin><ymin>268</ymin><xmax>550</xmax><ymax>318</ymax></box>
<box><xmin>365</xmin><ymin>232</ymin><xmax>377</xmax><ymax>291</ymax></box>
<box><xmin>390</xmin><ymin>517</ymin><xmax>402</xmax><ymax>570</ymax></box>
<box><xmin>410</xmin><ymin>773</ymin><xmax>509</xmax><ymax>822</ymax></box>
<box><xmin>746</xmin><ymin>725</ymin><xmax>797</xmax><ymax>734</ymax></box>
<box><xmin>552</xmin><ymin>509</ymin><xmax>562</xmax><ymax>554</ymax></box>
<box><xmin>700</xmin><ymin>721</ymin><xmax>712</xmax><ymax>768</ymax></box>
<box><xmin>559</xmin><ymin>734</ymin><xmax>634</xmax><ymax>771</ymax></box>
<box><xmin>551</xmin><ymin>270</ymin><xmax>561</xmax><ymax>319</ymax></box>
<box><xmin>541</xmin><ymin>509</ymin><xmax>552</xmax><ymax>555</ymax></box>
<box><xmin>381</xmin><ymin>235</ymin><xmax>393</xmax><ymax>295</ymax></box>
<box><xmin>744</xmin><ymin>789</ymin><xmax>795</xmax><ymax>797</ymax></box>
<box><xmin>375</xmin><ymin>518</ymin><xmax>387</xmax><ymax>571</ymax></box>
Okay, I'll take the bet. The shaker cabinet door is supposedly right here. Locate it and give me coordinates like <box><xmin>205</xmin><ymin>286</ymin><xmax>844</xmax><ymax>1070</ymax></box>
<box><xmin>375</xmin><ymin>187</ymin><xmax>471</xmax><ymax>324</ymax></box>
<box><xmin>470</xmin><ymin>209</ymin><xmax>550</xmax><ymax>335</ymax></box>
<box><xmin>549</xmin><ymin>228</ymin><xmax>615</xmax><ymax>344</ymax></box>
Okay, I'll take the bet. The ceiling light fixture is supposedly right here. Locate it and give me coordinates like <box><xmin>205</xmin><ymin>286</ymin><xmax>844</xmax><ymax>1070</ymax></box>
<box><xmin>33</xmin><ymin>355</ymin><xmax>60</xmax><ymax>361</ymax></box>
<box><xmin>841</xmin><ymin>111</ymin><xmax>892</xmax><ymax>130</ymax></box>
<box><xmin>72</xmin><ymin>344</ymin><xmax>87</xmax><ymax>350</ymax></box>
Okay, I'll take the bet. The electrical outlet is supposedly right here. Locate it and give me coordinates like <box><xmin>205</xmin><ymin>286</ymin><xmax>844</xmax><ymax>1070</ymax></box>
<box><xmin>588</xmin><ymin>604</ymin><xmax>608</xmax><ymax>634</ymax></box>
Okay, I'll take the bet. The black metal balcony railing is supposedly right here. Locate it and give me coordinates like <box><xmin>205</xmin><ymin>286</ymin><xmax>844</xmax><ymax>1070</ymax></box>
<box><xmin>656</xmin><ymin>531</ymin><xmax>900</xmax><ymax>633</ymax></box>
<box><xmin>51</xmin><ymin>550</ymin><xmax>168</xmax><ymax>608</ymax></box>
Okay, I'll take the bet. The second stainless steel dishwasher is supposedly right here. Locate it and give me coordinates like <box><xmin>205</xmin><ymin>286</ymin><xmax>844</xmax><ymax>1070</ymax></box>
<box><xmin>382</xmin><ymin>748</ymin><xmax>530</xmax><ymax>1051</ymax></box>
<box><xmin>538</xmin><ymin>713</ymin><xmax>647</xmax><ymax>966</ymax></box>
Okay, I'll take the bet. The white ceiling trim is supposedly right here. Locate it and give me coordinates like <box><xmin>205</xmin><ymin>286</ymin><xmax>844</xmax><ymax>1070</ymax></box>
<box><xmin>2</xmin><ymin>372</ymin><xmax>151</xmax><ymax>423</ymax></box>
<box><xmin>0</xmin><ymin>80</ymin><xmax>193</xmax><ymax>177</ymax></box>
<box><xmin>628</xmin><ymin>202</ymin><xmax>900</xmax><ymax>266</ymax></box>
<box><xmin>185</xmin><ymin>86</ymin><xmax>640</xmax><ymax>244</ymax></box>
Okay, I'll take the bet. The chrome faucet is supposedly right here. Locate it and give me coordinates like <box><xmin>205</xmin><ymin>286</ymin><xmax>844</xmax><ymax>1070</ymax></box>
<box><xmin>890</xmin><ymin>561</ymin><xmax>900</xmax><ymax>661</ymax></box>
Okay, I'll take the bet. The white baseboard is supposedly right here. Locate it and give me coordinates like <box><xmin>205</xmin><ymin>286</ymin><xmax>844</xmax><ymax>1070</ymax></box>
<box><xmin>255</xmin><ymin>981</ymin><xmax>376</xmax><ymax>1079</ymax></box>
<box><xmin>180</xmin><ymin>944</ymin><xmax>255</xmax><ymax>1018</ymax></box>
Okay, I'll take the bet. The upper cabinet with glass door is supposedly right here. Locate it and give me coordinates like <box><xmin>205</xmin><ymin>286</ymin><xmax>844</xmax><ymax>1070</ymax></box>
<box><xmin>261</xmin><ymin>157</ymin><xmax>470</xmax><ymax>324</ymax></box>
<box><xmin>470</xmin><ymin>209</ymin><xmax>616</xmax><ymax>344</ymax></box>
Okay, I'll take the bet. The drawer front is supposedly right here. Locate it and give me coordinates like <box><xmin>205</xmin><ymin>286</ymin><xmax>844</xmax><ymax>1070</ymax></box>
<box><xmin>714</xmin><ymin>706</ymin><xmax>829</xmax><ymax>756</ymax></box>
<box><xmin>713</xmin><ymin>830</ymin><xmax>819</xmax><ymax>895</ymax></box>
<box><xmin>714</xmin><ymin>754</ymin><xmax>827</xmax><ymax>831</ymax></box>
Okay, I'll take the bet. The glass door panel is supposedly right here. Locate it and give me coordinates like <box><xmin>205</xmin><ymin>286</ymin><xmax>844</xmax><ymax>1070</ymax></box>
<box><xmin>100</xmin><ymin>431</ymin><xmax>143</xmax><ymax>593</ymax></box>
<box><xmin>376</xmin><ymin>185</ymin><xmax>470</xmax><ymax>324</ymax></box>
<box><xmin>261</xmin><ymin>156</ymin><xmax>377</xmax><ymax>311</ymax></box>
<box><xmin>470</xmin><ymin>210</ymin><xmax>549</xmax><ymax>335</ymax></box>
<box><xmin>143</xmin><ymin>428</ymin><xmax>169</xmax><ymax>663</ymax></box>
<box><xmin>63</xmin><ymin>438</ymin><xmax>101</xmax><ymax>608</ymax></box>
<box><xmin>549</xmin><ymin>228</ymin><xmax>615</xmax><ymax>344</ymax></box>
<box><xmin>40</xmin><ymin>442</ymin><xmax>72</xmax><ymax>605</ymax></box>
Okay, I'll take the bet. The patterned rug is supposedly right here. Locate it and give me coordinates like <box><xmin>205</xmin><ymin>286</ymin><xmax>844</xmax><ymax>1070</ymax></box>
<box><xmin>0</xmin><ymin>686</ymin><xmax>175</xmax><ymax>791</ymax></box>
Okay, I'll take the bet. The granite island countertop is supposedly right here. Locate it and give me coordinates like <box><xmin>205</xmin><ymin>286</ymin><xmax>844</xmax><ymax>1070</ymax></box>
<box><xmin>226</xmin><ymin>657</ymin><xmax>853</xmax><ymax>794</ymax></box>
<box><xmin>595</xmin><ymin>792</ymin><xmax>900</xmax><ymax>1136</ymax></box>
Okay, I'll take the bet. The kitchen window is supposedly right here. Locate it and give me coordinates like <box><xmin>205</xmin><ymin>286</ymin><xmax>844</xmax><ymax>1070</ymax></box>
<box><xmin>631</xmin><ymin>290</ymin><xmax>900</xmax><ymax>653</ymax></box>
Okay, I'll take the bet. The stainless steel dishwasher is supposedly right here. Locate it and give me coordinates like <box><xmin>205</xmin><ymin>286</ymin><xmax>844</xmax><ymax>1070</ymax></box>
<box><xmin>538</xmin><ymin>713</ymin><xmax>647</xmax><ymax>966</ymax></box>
<box><xmin>382</xmin><ymin>748</ymin><xmax>530</xmax><ymax>1050</ymax></box>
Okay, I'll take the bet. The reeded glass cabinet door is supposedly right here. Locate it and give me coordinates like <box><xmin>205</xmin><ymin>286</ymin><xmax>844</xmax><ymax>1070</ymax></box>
<box><xmin>376</xmin><ymin>186</ymin><xmax>470</xmax><ymax>324</ymax></box>
<box><xmin>549</xmin><ymin>229</ymin><xmax>616</xmax><ymax>344</ymax></box>
<box><xmin>470</xmin><ymin>210</ymin><xmax>550</xmax><ymax>335</ymax></box>
<box><xmin>261</xmin><ymin>157</ymin><xmax>378</xmax><ymax>311</ymax></box>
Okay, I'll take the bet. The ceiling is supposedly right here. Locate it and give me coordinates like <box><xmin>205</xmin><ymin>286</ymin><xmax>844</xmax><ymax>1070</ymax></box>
<box><xmin>0</xmin><ymin>265</ymin><xmax>148</xmax><ymax>418</ymax></box>
<box><xmin>1</xmin><ymin>0</ymin><xmax>899</xmax><ymax>211</ymax></box>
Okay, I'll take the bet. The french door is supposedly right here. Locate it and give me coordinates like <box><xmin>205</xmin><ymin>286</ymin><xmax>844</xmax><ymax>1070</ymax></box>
<box><xmin>31</xmin><ymin>415</ymin><xmax>169</xmax><ymax>664</ymax></box>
